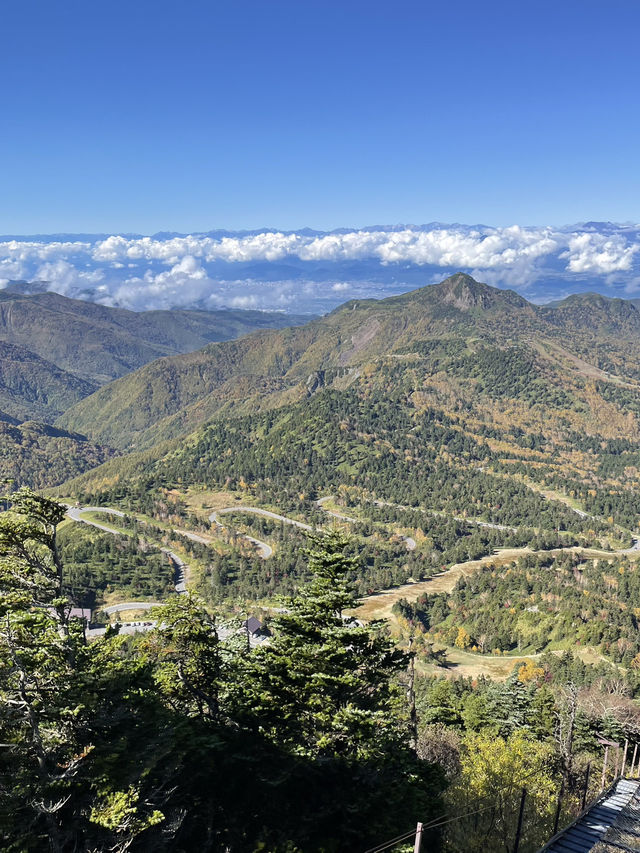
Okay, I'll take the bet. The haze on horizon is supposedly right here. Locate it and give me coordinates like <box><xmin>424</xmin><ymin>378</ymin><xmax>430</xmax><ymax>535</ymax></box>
<box><xmin>1</xmin><ymin>222</ymin><xmax>640</xmax><ymax>314</ymax></box>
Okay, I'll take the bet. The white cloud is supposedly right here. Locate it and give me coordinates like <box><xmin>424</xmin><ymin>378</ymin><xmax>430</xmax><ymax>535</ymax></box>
<box><xmin>34</xmin><ymin>259</ymin><xmax>105</xmax><ymax>295</ymax></box>
<box><xmin>0</xmin><ymin>224</ymin><xmax>638</xmax><ymax>312</ymax></box>
<box><xmin>563</xmin><ymin>233</ymin><xmax>638</xmax><ymax>274</ymax></box>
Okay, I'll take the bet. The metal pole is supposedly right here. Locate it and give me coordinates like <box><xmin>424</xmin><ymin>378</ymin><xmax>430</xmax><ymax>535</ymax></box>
<box><xmin>408</xmin><ymin>635</ymin><xmax>417</xmax><ymax>750</ymax></box>
<box><xmin>513</xmin><ymin>788</ymin><xmax>527</xmax><ymax>853</ymax></box>
<box><xmin>581</xmin><ymin>763</ymin><xmax>591</xmax><ymax>811</ymax></box>
<box><xmin>413</xmin><ymin>822</ymin><xmax>423</xmax><ymax>853</ymax></box>
<box><xmin>601</xmin><ymin>746</ymin><xmax>609</xmax><ymax>792</ymax></box>
<box><xmin>622</xmin><ymin>740</ymin><xmax>629</xmax><ymax>777</ymax></box>
<box><xmin>631</xmin><ymin>744</ymin><xmax>638</xmax><ymax>778</ymax></box>
<box><xmin>553</xmin><ymin>779</ymin><xmax>565</xmax><ymax>835</ymax></box>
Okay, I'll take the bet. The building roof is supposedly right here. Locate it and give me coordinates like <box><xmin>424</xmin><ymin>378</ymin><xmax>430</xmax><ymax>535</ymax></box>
<box><xmin>242</xmin><ymin>616</ymin><xmax>263</xmax><ymax>635</ymax></box>
<box><xmin>68</xmin><ymin>607</ymin><xmax>92</xmax><ymax>620</ymax></box>
<box><xmin>540</xmin><ymin>778</ymin><xmax>640</xmax><ymax>853</ymax></box>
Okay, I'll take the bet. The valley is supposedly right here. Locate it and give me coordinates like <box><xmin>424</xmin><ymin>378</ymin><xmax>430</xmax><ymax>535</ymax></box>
<box><xmin>8</xmin><ymin>273</ymin><xmax>640</xmax><ymax>851</ymax></box>
<box><xmin>23</xmin><ymin>274</ymin><xmax>640</xmax><ymax>651</ymax></box>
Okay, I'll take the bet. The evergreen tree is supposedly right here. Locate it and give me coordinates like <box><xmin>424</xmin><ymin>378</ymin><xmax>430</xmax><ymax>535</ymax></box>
<box><xmin>239</xmin><ymin>530</ymin><xmax>444</xmax><ymax>849</ymax></box>
<box><xmin>243</xmin><ymin>529</ymin><xmax>407</xmax><ymax>757</ymax></box>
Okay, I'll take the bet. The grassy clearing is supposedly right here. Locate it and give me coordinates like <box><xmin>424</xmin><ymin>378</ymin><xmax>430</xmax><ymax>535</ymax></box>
<box><xmin>182</xmin><ymin>489</ymin><xmax>245</xmax><ymax>514</ymax></box>
<box><xmin>355</xmin><ymin>548</ymin><xmax>534</xmax><ymax>622</ymax></box>
<box><xmin>416</xmin><ymin>647</ymin><xmax>533</xmax><ymax>680</ymax></box>
<box><xmin>415</xmin><ymin>644</ymin><xmax>619</xmax><ymax>682</ymax></box>
<box><xmin>78</xmin><ymin>511</ymin><xmax>132</xmax><ymax>537</ymax></box>
<box><xmin>106</xmin><ymin>608</ymin><xmax>157</xmax><ymax>621</ymax></box>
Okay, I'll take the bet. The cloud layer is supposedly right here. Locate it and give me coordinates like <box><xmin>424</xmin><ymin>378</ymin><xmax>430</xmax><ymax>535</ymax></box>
<box><xmin>1</xmin><ymin>223</ymin><xmax>639</xmax><ymax>313</ymax></box>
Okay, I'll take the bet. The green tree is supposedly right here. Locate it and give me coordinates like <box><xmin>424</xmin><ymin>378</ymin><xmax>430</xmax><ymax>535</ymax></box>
<box><xmin>240</xmin><ymin>530</ymin><xmax>444</xmax><ymax>849</ymax></box>
<box><xmin>243</xmin><ymin>530</ymin><xmax>408</xmax><ymax>758</ymax></box>
<box><xmin>447</xmin><ymin>731</ymin><xmax>556</xmax><ymax>853</ymax></box>
<box><xmin>0</xmin><ymin>488</ymin><xmax>89</xmax><ymax>850</ymax></box>
<box><xmin>0</xmin><ymin>490</ymin><xmax>169</xmax><ymax>852</ymax></box>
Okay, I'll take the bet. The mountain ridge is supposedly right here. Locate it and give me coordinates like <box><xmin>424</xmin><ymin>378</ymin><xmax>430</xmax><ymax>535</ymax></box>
<box><xmin>0</xmin><ymin>289</ymin><xmax>313</xmax><ymax>385</ymax></box>
<box><xmin>0</xmin><ymin>289</ymin><xmax>314</xmax><ymax>423</ymax></box>
<box><xmin>57</xmin><ymin>273</ymin><xmax>640</xmax><ymax>451</ymax></box>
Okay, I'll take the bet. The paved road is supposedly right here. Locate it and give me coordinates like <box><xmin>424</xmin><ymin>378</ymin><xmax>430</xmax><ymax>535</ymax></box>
<box><xmin>620</xmin><ymin>537</ymin><xmax>640</xmax><ymax>554</ymax></box>
<box><xmin>315</xmin><ymin>496</ymin><xmax>359</xmax><ymax>523</ymax></box>
<box><xmin>317</xmin><ymin>496</ymin><xmax>418</xmax><ymax>551</ymax></box>
<box><xmin>87</xmin><ymin>620</ymin><xmax>157</xmax><ymax>638</ymax></box>
<box><xmin>66</xmin><ymin>506</ymin><xmax>190</xmax><ymax>607</ymax></box>
<box><xmin>174</xmin><ymin>528</ymin><xmax>213</xmax><ymax>545</ymax></box>
<box><xmin>209</xmin><ymin>505</ymin><xmax>318</xmax><ymax>559</ymax></box>
<box><xmin>211</xmin><ymin>506</ymin><xmax>313</xmax><ymax>531</ymax></box>
<box><xmin>373</xmin><ymin>498</ymin><xmax>517</xmax><ymax>533</ymax></box>
<box><xmin>208</xmin><ymin>508</ymin><xmax>273</xmax><ymax>558</ymax></box>
<box><xmin>101</xmin><ymin>601</ymin><xmax>161</xmax><ymax>614</ymax></box>
<box><xmin>162</xmin><ymin>547</ymin><xmax>188</xmax><ymax>592</ymax></box>
<box><xmin>66</xmin><ymin>505</ymin><xmax>126</xmax><ymax>533</ymax></box>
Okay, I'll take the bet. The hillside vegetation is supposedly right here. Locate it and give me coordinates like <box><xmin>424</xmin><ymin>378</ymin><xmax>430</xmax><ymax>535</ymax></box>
<box><xmin>11</xmin><ymin>277</ymin><xmax>640</xmax><ymax>851</ymax></box>
<box><xmin>0</xmin><ymin>420</ymin><xmax>115</xmax><ymax>488</ymax></box>
<box><xmin>57</xmin><ymin>273</ymin><xmax>640</xmax><ymax>452</ymax></box>
<box><xmin>0</xmin><ymin>341</ymin><xmax>97</xmax><ymax>422</ymax></box>
<box><xmin>0</xmin><ymin>288</ymin><xmax>311</xmax><ymax>423</ymax></box>
<box><xmin>0</xmin><ymin>289</ymin><xmax>310</xmax><ymax>384</ymax></box>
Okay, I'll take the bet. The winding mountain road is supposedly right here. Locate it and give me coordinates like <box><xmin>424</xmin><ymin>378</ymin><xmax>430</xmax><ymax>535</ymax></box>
<box><xmin>66</xmin><ymin>505</ymin><xmax>189</xmax><ymax>605</ymax></box>
<box><xmin>210</xmin><ymin>506</ymin><xmax>313</xmax><ymax>531</ymax></box>
<box><xmin>66</xmin><ymin>505</ymin><xmax>126</xmax><ymax>531</ymax></box>
<box><xmin>208</xmin><ymin>506</ymin><xmax>316</xmax><ymax>559</ymax></box>
<box><xmin>316</xmin><ymin>496</ymin><xmax>418</xmax><ymax>551</ymax></box>
<box><xmin>102</xmin><ymin>601</ymin><xmax>160</xmax><ymax>614</ymax></box>
<box><xmin>315</xmin><ymin>496</ymin><xmax>359</xmax><ymax>523</ymax></box>
<box><xmin>67</xmin><ymin>497</ymin><xmax>640</xmax><ymax>629</ymax></box>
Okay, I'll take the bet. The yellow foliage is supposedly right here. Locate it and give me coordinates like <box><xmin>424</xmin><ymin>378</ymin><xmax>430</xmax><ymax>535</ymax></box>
<box><xmin>455</xmin><ymin>627</ymin><xmax>471</xmax><ymax>650</ymax></box>
<box><xmin>517</xmin><ymin>659</ymin><xmax>544</xmax><ymax>684</ymax></box>
<box><xmin>446</xmin><ymin>733</ymin><xmax>556</xmax><ymax>852</ymax></box>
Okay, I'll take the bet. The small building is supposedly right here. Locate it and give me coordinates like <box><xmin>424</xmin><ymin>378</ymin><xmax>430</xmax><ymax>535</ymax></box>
<box><xmin>242</xmin><ymin>616</ymin><xmax>265</xmax><ymax>638</ymax></box>
<box><xmin>45</xmin><ymin>605</ymin><xmax>92</xmax><ymax>622</ymax></box>
<box><xmin>68</xmin><ymin>607</ymin><xmax>92</xmax><ymax>622</ymax></box>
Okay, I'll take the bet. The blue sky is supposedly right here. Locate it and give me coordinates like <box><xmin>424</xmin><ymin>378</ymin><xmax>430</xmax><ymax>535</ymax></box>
<box><xmin>2</xmin><ymin>0</ymin><xmax>639</xmax><ymax>234</ymax></box>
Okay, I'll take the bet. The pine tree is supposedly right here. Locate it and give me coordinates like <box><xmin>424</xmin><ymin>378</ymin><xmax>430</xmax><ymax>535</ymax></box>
<box><xmin>243</xmin><ymin>529</ymin><xmax>408</xmax><ymax>758</ymax></box>
<box><xmin>238</xmin><ymin>530</ymin><xmax>444</xmax><ymax>850</ymax></box>
<box><xmin>0</xmin><ymin>490</ymin><xmax>165</xmax><ymax>852</ymax></box>
<box><xmin>0</xmin><ymin>489</ymin><xmax>89</xmax><ymax>850</ymax></box>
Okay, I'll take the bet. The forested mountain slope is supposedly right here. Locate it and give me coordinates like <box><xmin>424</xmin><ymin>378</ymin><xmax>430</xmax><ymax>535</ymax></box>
<box><xmin>55</xmin><ymin>273</ymin><xmax>640</xmax><ymax>615</ymax></box>
<box><xmin>0</xmin><ymin>290</ymin><xmax>312</xmax><ymax>486</ymax></box>
<box><xmin>0</xmin><ymin>420</ymin><xmax>115</xmax><ymax>489</ymax></box>
<box><xmin>0</xmin><ymin>288</ymin><xmax>310</xmax><ymax>390</ymax></box>
<box><xmin>0</xmin><ymin>341</ymin><xmax>97</xmax><ymax>422</ymax></box>
<box><xmin>58</xmin><ymin>273</ymin><xmax>640</xmax><ymax>451</ymax></box>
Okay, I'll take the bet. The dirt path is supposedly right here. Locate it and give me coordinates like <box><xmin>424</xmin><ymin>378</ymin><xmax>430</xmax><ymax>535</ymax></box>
<box><xmin>355</xmin><ymin>548</ymin><xmax>533</xmax><ymax>621</ymax></box>
<box><xmin>355</xmin><ymin>540</ymin><xmax>640</xmax><ymax>623</ymax></box>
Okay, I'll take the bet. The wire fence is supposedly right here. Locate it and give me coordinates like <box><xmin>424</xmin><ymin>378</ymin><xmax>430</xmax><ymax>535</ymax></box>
<box><xmin>365</xmin><ymin>739</ymin><xmax>640</xmax><ymax>853</ymax></box>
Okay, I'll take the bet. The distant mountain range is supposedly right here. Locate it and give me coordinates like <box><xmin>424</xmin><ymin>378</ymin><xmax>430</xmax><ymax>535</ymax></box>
<box><xmin>0</xmin><ymin>292</ymin><xmax>310</xmax><ymax>486</ymax></box>
<box><xmin>9</xmin><ymin>272</ymin><xmax>640</xmax><ymax>494</ymax></box>
<box><xmin>2</xmin><ymin>222</ymin><xmax>639</xmax><ymax>313</ymax></box>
